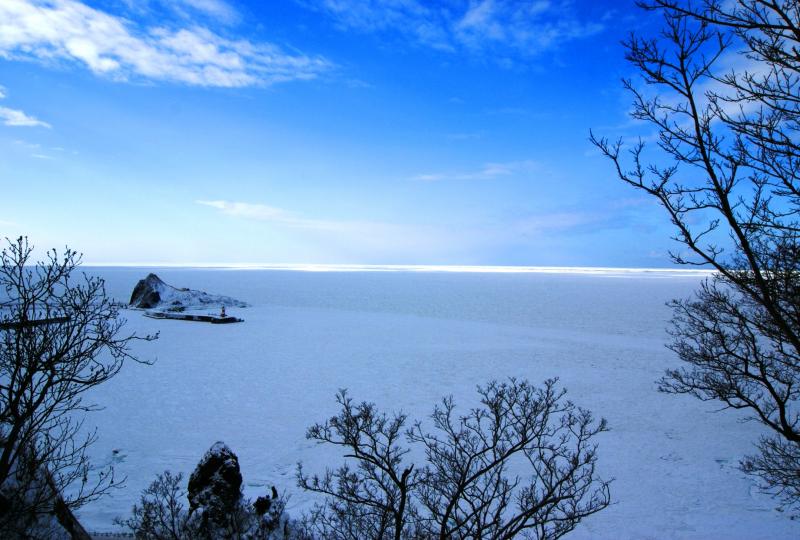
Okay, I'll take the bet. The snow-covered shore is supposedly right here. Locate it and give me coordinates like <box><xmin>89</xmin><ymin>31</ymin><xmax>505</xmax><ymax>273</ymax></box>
<box><xmin>76</xmin><ymin>268</ymin><xmax>796</xmax><ymax>539</ymax></box>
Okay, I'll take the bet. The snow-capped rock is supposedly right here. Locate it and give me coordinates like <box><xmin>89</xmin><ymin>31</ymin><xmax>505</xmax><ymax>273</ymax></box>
<box><xmin>187</xmin><ymin>442</ymin><xmax>243</xmax><ymax>526</ymax></box>
<box><xmin>129</xmin><ymin>273</ymin><xmax>248</xmax><ymax>310</ymax></box>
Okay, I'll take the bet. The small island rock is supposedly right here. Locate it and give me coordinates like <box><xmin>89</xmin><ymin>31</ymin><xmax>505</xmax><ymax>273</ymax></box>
<box><xmin>128</xmin><ymin>273</ymin><xmax>248</xmax><ymax>310</ymax></box>
<box><xmin>129</xmin><ymin>273</ymin><xmax>166</xmax><ymax>308</ymax></box>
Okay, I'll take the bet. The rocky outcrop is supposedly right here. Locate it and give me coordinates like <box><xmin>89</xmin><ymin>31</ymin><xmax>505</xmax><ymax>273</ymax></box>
<box><xmin>120</xmin><ymin>443</ymin><xmax>291</xmax><ymax>538</ymax></box>
<box><xmin>187</xmin><ymin>442</ymin><xmax>243</xmax><ymax>526</ymax></box>
<box><xmin>128</xmin><ymin>273</ymin><xmax>248</xmax><ymax>310</ymax></box>
<box><xmin>129</xmin><ymin>273</ymin><xmax>165</xmax><ymax>309</ymax></box>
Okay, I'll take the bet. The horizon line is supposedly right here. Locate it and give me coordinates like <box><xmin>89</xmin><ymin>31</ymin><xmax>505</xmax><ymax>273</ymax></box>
<box><xmin>81</xmin><ymin>262</ymin><xmax>715</xmax><ymax>275</ymax></box>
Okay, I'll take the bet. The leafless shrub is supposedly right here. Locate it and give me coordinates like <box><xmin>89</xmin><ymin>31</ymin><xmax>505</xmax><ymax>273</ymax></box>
<box><xmin>298</xmin><ymin>378</ymin><xmax>611</xmax><ymax>540</ymax></box>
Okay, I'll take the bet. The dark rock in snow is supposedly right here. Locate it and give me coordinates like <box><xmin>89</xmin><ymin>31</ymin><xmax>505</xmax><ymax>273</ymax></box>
<box><xmin>253</xmin><ymin>495</ymin><xmax>271</xmax><ymax>516</ymax></box>
<box><xmin>129</xmin><ymin>273</ymin><xmax>165</xmax><ymax>308</ymax></box>
<box><xmin>128</xmin><ymin>273</ymin><xmax>248</xmax><ymax>310</ymax></box>
<box><xmin>188</xmin><ymin>442</ymin><xmax>243</xmax><ymax>524</ymax></box>
<box><xmin>253</xmin><ymin>486</ymin><xmax>279</xmax><ymax>516</ymax></box>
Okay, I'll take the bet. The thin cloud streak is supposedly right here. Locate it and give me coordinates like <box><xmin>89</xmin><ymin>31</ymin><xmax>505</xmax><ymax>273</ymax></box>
<box><xmin>0</xmin><ymin>0</ymin><xmax>331</xmax><ymax>88</ymax></box>
<box><xmin>175</xmin><ymin>0</ymin><xmax>239</xmax><ymax>23</ymax></box>
<box><xmin>412</xmin><ymin>160</ymin><xmax>539</xmax><ymax>182</ymax></box>
<box><xmin>119</xmin><ymin>0</ymin><xmax>241</xmax><ymax>25</ymax></box>
<box><xmin>0</xmin><ymin>86</ymin><xmax>50</xmax><ymax>127</ymax></box>
<box><xmin>0</xmin><ymin>106</ymin><xmax>50</xmax><ymax>128</ymax></box>
<box><xmin>195</xmin><ymin>199</ymin><xmax>489</xmax><ymax>262</ymax></box>
<box><xmin>299</xmin><ymin>0</ymin><xmax>604</xmax><ymax>57</ymax></box>
<box><xmin>603</xmin><ymin>49</ymin><xmax>766</xmax><ymax>146</ymax></box>
<box><xmin>194</xmin><ymin>198</ymin><xmax>655</xmax><ymax>264</ymax></box>
<box><xmin>196</xmin><ymin>200</ymin><xmax>345</xmax><ymax>230</ymax></box>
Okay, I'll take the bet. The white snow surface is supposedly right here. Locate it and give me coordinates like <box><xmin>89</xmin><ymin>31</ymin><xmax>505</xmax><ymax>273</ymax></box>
<box><xmin>74</xmin><ymin>268</ymin><xmax>796</xmax><ymax>539</ymax></box>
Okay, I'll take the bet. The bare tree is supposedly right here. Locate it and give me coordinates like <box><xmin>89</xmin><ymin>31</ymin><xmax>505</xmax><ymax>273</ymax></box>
<box><xmin>298</xmin><ymin>378</ymin><xmax>610</xmax><ymax>540</ymax></box>
<box><xmin>297</xmin><ymin>390</ymin><xmax>419</xmax><ymax>540</ymax></box>
<box><xmin>0</xmin><ymin>237</ymin><xmax>155</xmax><ymax>536</ymax></box>
<box><xmin>590</xmin><ymin>0</ymin><xmax>800</xmax><ymax>511</ymax></box>
<box><xmin>117</xmin><ymin>471</ymin><xmax>188</xmax><ymax>540</ymax></box>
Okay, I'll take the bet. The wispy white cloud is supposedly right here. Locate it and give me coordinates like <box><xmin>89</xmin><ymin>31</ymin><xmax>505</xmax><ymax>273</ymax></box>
<box><xmin>0</xmin><ymin>106</ymin><xmax>50</xmax><ymax>128</ymax></box>
<box><xmin>196</xmin><ymin>200</ymin><xmax>344</xmax><ymax>230</ymax></box>
<box><xmin>512</xmin><ymin>195</ymin><xmax>663</xmax><ymax>239</ymax></box>
<box><xmin>13</xmin><ymin>139</ymin><xmax>40</xmax><ymax>149</ymax></box>
<box><xmin>174</xmin><ymin>0</ymin><xmax>239</xmax><ymax>23</ymax></box>
<box><xmin>193</xmin><ymin>197</ymin><xmax>662</xmax><ymax>264</ymax></box>
<box><xmin>299</xmin><ymin>0</ymin><xmax>604</xmax><ymax>58</ymax></box>
<box><xmin>514</xmin><ymin>212</ymin><xmax>602</xmax><ymax>235</ymax></box>
<box><xmin>13</xmin><ymin>139</ymin><xmax>67</xmax><ymax>160</ymax></box>
<box><xmin>119</xmin><ymin>0</ymin><xmax>240</xmax><ymax>25</ymax></box>
<box><xmin>607</xmin><ymin>48</ymin><xmax>767</xmax><ymax>147</ymax></box>
<box><xmin>0</xmin><ymin>0</ymin><xmax>331</xmax><ymax>88</ymax></box>
<box><xmin>412</xmin><ymin>160</ymin><xmax>538</xmax><ymax>182</ymax></box>
<box><xmin>0</xmin><ymin>88</ymin><xmax>50</xmax><ymax>128</ymax></box>
<box><xmin>195</xmin><ymin>199</ymin><xmax>481</xmax><ymax>262</ymax></box>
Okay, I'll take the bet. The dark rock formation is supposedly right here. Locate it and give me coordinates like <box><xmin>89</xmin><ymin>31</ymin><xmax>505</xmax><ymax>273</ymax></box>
<box><xmin>128</xmin><ymin>273</ymin><xmax>248</xmax><ymax>310</ymax></box>
<box><xmin>253</xmin><ymin>486</ymin><xmax>279</xmax><ymax>516</ymax></box>
<box><xmin>129</xmin><ymin>273</ymin><xmax>165</xmax><ymax>308</ymax></box>
<box><xmin>187</xmin><ymin>442</ymin><xmax>243</xmax><ymax>526</ymax></box>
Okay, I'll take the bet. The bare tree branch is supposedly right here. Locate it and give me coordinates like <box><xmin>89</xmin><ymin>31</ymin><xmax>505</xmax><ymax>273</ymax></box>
<box><xmin>0</xmin><ymin>236</ymin><xmax>156</xmax><ymax>536</ymax></box>
<box><xmin>592</xmin><ymin>0</ymin><xmax>800</xmax><ymax>512</ymax></box>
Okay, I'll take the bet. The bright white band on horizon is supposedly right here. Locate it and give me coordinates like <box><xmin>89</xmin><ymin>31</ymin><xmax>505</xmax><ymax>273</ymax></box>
<box><xmin>82</xmin><ymin>263</ymin><xmax>715</xmax><ymax>276</ymax></box>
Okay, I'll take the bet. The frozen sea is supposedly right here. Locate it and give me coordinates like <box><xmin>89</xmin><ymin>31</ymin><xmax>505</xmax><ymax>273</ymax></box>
<box><xmin>75</xmin><ymin>267</ymin><xmax>797</xmax><ymax>539</ymax></box>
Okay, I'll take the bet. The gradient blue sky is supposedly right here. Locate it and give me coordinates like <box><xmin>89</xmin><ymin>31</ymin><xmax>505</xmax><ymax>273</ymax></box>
<box><xmin>0</xmin><ymin>0</ymin><xmax>679</xmax><ymax>266</ymax></box>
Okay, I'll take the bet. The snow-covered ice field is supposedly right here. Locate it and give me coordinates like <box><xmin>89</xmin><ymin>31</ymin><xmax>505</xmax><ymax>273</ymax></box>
<box><xmin>75</xmin><ymin>267</ymin><xmax>797</xmax><ymax>539</ymax></box>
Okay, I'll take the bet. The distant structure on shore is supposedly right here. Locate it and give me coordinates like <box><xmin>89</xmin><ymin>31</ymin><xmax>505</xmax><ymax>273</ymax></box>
<box><xmin>129</xmin><ymin>273</ymin><xmax>246</xmax><ymax>323</ymax></box>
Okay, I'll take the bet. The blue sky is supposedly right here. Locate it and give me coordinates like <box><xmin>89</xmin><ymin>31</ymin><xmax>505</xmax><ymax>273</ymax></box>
<box><xmin>0</xmin><ymin>0</ymin><xmax>679</xmax><ymax>266</ymax></box>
